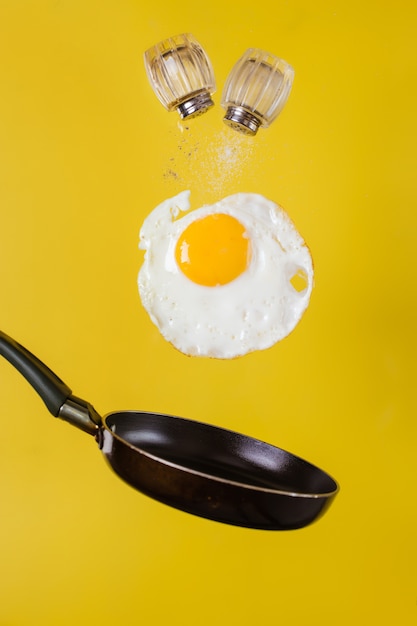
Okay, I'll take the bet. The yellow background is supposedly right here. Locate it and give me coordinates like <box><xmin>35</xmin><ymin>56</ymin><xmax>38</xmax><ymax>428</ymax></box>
<box><xmin>1</xmin><ymin>1</ymin><xmax>416</xmax><ymax>624</ymax></box>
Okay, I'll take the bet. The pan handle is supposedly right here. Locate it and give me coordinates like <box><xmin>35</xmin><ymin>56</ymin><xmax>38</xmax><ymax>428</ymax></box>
<box><xmin>0</xmin><ymin>330</ymin><xmax>100</xmax><ymax>435</ymax></box>
<box><xmin>0</xmin><ymin>330</ymin><xmax>71</xmax><ymax>415</ymax></box>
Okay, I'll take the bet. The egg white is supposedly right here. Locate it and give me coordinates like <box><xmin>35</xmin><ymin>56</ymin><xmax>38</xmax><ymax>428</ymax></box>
<box><xmin>138</xmin><ymin>191</ymin><xmax>313</xmax><ymax>359</ymax></box>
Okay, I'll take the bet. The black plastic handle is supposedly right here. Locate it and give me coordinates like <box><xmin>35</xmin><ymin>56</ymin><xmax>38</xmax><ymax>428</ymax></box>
<box><xmin>0</xmin><ymin>330</ymin><xmax>72</xmax><ymax>416</ymax></box>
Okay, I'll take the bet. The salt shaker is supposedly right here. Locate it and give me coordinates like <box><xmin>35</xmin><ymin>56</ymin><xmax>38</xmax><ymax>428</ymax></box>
<box><xmin>144</xmin><ymin>33</ymin><xmax>216</xmax><ymax>120</ymax></box>
<box><xmin>221</xmin><ymin>49</ymin><xmax>294</xmax><ymax>135</ymax></box>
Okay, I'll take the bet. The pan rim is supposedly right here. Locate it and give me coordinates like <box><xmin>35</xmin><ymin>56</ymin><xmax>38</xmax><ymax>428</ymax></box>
<box><xmin>101</xmin><ymin>410</ymin><xmax>339</xmax><ymax>500</ymax></box>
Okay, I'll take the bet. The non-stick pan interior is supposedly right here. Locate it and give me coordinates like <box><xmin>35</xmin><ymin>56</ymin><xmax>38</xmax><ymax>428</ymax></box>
<box><xmin>105</xmin><ymin>412</ymin><xmax>336</xmax><ymax>496</ymax></box>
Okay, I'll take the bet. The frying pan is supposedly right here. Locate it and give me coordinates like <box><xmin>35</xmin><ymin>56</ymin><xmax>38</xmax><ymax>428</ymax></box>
<box><xmin>0</xmin><ymin>330</ymin><xmax>338</xmax><ymax>530</ymax></box>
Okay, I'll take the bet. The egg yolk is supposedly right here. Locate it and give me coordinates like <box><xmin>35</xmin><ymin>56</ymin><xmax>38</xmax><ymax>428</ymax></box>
<box><xmin>175</xmin><ymin>213</ymin><xmax>251</xmax><ymax>286</ymax></box>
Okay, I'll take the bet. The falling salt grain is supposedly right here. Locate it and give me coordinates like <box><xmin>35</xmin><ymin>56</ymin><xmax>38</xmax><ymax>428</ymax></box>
<box><xmin>163</xmin><ymin>123</ymin><xmax>258</xmax><ymax>197</ymax></box>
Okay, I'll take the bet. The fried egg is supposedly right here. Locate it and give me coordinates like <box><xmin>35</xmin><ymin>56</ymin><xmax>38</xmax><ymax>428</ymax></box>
<box><xmin>138</xmin><ymin>191</ymin><xmax>313</xmax><ymax>359</ymax></box>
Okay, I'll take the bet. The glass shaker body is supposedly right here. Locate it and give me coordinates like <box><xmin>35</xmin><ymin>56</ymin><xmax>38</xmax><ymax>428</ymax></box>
<box><xmin>221</xmin><ymin>49</ymin><xmax>294</xmax><ymax>135</ymax></box>
<box><xmin>144</xmin><ymin>33</ymin><xmax>216</xmax><ymax>119</ymax></box>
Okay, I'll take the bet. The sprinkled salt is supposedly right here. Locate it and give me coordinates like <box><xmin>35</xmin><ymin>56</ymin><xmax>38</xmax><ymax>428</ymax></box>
<box><xmin>162</xmin><ymin>122</ymin><xmax>260</xmax><ymax>202</ymax></box>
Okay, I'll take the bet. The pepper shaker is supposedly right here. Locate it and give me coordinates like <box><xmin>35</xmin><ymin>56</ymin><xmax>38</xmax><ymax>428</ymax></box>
<box><xmin>144</xmin><ymin>33</ymin><xmax>216</xmax><ymax>120</ymax></box>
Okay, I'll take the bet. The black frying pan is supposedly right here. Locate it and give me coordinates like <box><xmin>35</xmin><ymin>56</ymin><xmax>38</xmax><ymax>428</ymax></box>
<box><xmin>0</xmin><ymin>330</ymin><xmax>338</xmax><ymax>530</ymax></box>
